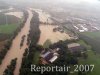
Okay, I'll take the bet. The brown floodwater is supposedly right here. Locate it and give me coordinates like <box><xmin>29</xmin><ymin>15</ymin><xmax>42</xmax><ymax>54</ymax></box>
<box><xmin>0</xmin><ymin>9</ymin><xmax>33</xmax><ymax>75</ymax></box>
<box><xmin>38</xmin><ymin>25</ymin><xmax>71</xmax><ymax>45</ymax></box>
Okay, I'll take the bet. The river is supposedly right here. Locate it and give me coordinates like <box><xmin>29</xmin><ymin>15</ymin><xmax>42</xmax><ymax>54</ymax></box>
<box><xmin>0</xmin><ymin>9</ymin><xmax>33</xmax><ymax>75</ymax></box>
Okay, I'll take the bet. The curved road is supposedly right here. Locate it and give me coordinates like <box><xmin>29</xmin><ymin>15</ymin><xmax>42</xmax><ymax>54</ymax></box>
<box><xmin>0</xmin><ymin>9</ymin><xmax>33</xmax><ymax>75</ymax></box>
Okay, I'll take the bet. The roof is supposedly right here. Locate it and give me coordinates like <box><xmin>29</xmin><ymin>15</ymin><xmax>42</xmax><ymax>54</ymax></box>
<box><xmin>45</xmin><ymin>53</ymin><xmax>53</xmax><ymax>61</ymax></box>
<box><xmin>41</xmin><ymin>51</ymin><xmax>51</xmax><ymax>58</ymax></box>
<box><xmin>68</xmin><ymin>43</ymin><xmax>80</xmax><ymax>48</ymax></box>
<box><xmin>40</xmin><ymin>48</ymin><xmax>59</xmax><ymax>63</ymax></box>
<box><xmin>49</xmin><ymin>56</ymin><xmax>58</xmax><ymax>63</ymax></box>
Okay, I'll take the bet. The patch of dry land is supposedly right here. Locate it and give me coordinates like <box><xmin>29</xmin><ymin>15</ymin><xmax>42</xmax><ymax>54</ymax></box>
<box><xmin>38</xmin><ymin>25</ymin><xmax>71</xmax><ymax>45</ymax></box>
<box><xmin>5</xmin><ymin>11</ymin><xmax>23</xmax><ymax>19</ymax></box>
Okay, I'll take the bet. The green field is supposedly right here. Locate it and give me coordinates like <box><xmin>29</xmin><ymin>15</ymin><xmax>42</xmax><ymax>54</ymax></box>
<box><xmin>78</xmin><ymin>40</ymin><xmax>100</xmax><ymax>75</ymax></box>
<box><xmin>79</xmin><ymin>31</ymin><xmax>100</xmax><ymax>53</ymax></box>
<box><xmin>77</xmin><ymin>40</ymin><xmax>91</xmax><ymax>50</ymax></box>
<box><xmin>65</xmin><ymin>39</ymin><xmax>100</xmax><ymax>75</ymax></box>
<box><xmin>79</xmin><ymin>50</ymin><xmax>100</xmax><ymax>75</ymax></box>
<box><xmin>69</xmin><ymin>40</ymin><xmax>100</xmax><ymax>75</ymax></box>
<box><xmin>0</xmin><ymin>24</ymin><xmax>18</xmax><ymax>34</ymax></box>
<box><xmin>82</xmin><ymin>31</ymin><xmax>100</xmax><ymax>39</ymax></box>
<box><xmin>0</xmin><ymin>14</ymin><xmax>21</xmax><ymax>34</ymax></box>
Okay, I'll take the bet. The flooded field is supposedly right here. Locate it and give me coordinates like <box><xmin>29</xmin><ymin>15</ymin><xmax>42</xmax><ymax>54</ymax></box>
<box><xmin>5</xmin><ymin>11</ymin><xmax>23</xmax><ymax>19</ymax></box>
<box><xmin>30</xmin><ymin>8</ymin><xmax>53</xmax><ymax>24</ymax></box>
<box><xmin>32</xmin><ymin>8</ymin><xmax>71</xmax><ymax>45</ymax></box>
<box><xmin>0</xmin><ymin>7</ymin><xmax>14</xmax><ymax>13</ymax></box>
<box><xmin>38</xmin><ymin>25</ymin><xmax>71</xmax><ymax>45</ymax></box>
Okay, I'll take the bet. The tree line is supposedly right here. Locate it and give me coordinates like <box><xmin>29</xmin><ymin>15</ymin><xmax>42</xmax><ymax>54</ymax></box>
<box><xmin>3</xmin><ymin>58</ymin><xmax>17</xmax><ymax>75</ymax></box>
<box><xmin>20</xmin><ymin>11</ymin><xmax>42</xmax><ymax>75</ymax></box>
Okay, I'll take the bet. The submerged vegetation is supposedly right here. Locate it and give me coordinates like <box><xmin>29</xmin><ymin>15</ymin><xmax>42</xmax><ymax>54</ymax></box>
<box><xmin>0</xmin><ymin>10</ymin><xmax>28</xmax><ymax>64</ymax></box>
<box><xmin>20</xmin><ymin>11</ymin><xmax>41</xmax><ymax>75</ymax></box>
<box><xmin>3</xmin><ymin>58</ymin><xmax>17</xmax><ymax>75</ymax></box>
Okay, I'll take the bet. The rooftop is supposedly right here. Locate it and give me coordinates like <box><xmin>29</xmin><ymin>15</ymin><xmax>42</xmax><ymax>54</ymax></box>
<box><xmin>68</xmin><ymin>43</ymin><xmax>80</xmax><ymax>48</ymax></box>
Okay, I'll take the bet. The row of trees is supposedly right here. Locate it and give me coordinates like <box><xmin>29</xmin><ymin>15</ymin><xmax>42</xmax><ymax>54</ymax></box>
<box><xmin>12</xmin><ymin>10</ymin><xmax>28</xmax><ymax>40</ymax></box>
<box><xmin>0</xmin><ymin>40</ymin><xmax>12</xmax><ymax>64</ymax></box>
<box><xmin>19</xmin><ymin>11</ymin><xmax>42</xmax><ymax>75</ymax></box>
<box><xmin>20</xmin><ymin>35</ymin><xmax>26</xmax><ymax>48</ymax></box>
<box><xmin>3</xmin><ymin>58</ymin><xmax>17</xmax><ymax>75</ymax></box>
<box><xmin>39</xmin><ymin>21</ymin><xmax>57</xmax><ymax>25</ymax></box>
<box><xmin>0</xmin><ymin>10</ymin><xmax>28</xmax><ymax>64</ymax></box>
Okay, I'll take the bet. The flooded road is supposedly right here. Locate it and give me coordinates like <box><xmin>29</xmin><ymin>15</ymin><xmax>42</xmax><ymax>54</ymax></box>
<box><xmin>0</xmin><ymin>9</ymin><xmax>33</xmax><ymax>75</ymax></box>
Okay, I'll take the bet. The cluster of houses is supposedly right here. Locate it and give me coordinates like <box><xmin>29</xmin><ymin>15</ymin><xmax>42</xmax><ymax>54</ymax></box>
<box><xmin>39</xmin><ymin>43</ymin><xmax>86</xmax><ymax>64</ymax></box>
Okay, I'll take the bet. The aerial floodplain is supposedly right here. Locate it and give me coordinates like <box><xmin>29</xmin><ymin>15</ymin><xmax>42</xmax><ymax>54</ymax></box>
<box><xmin>0</xmin><ymin>0</ymin><xmax>100</xmax><ymax>75</ymax></box>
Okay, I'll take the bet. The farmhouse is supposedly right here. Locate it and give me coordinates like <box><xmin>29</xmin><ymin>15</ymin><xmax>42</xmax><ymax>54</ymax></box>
<box><xmin>40</xmin><ymin>48</ymin><xmax>59</xmax><ymax>64</ymax></box>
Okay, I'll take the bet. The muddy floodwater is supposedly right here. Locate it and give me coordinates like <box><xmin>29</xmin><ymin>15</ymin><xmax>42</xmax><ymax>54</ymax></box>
<box><xmin>38</xmin><ymin>25</ymin><xmax>71</xmax><ymax>45</ymax></box>
<box><xmin>5</xmin><ymin>11</ymin><xmax>23</xmax><ymax>19</ymax></box>
<box><xmin>30</xmin><ymin>8</ymin><xmax>53</xmax><ymax>24</ymax></box>
<box><xmin>0</xmin><ymin>9</ymin><xmax>33</xmax><ymax>75</ymax></box>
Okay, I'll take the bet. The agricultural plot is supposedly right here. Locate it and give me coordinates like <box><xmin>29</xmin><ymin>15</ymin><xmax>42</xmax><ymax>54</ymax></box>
<box><xmin>79</xmin><ymin>31</ymin><xmax>100</xmax><ymax>53</ymax></box>
<box><xmin>79</xmin><ymin>50</ymin><xmax>100</xmax><ymax>75</ymax></box>
<box><xmin>82</xmin><ymin>31</ymin><xmax>100</xmax><ymax>42</ymax></box>
<box><xmin>0</xmin><ymin>24</ymin><xmax>18</xmax><ymax>34</ymax></box>
<box><xmin>0</xmin><ymin>10</ymin><xmax>23</xmax><ymax>50</ymax></box>
<box><xmin>71</xmin><ymin>40</ymin><xmax>100</xmax><ymax>75</ymax></box>
<box><xmin>0</xmin><ymin>14</ymin><xmax>20</xmax><ymax>25</ymax></box>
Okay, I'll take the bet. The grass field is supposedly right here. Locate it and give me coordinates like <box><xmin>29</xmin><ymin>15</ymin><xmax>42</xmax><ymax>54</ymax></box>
<box><xmin>77</xmin><ymin>40</ymin><xmax>91</xmax><ymax>50</ymax></box>
<box><xmin>82</xmin><ymin>31</ymin><xmax>100</xmax><ymax>39</ymax></box>
<box><xmin>79</xmin><ymin>31</ymin><xmax>100</xmax><ymax>53</ymax></box>
<box><xmin>79</xmin><ymin>50</ymin><xmax>100</xmax><ymax>75</ymax></box>
<box><xmin>77</xmin><ymin>40</ymin><xmax>100</xmax><ymax>75</ymax></box>
<box><xmin>0</xmin><ymin>24</ymin><xmax>18</xmax><ymax>34</ymax></box>
<box><xmin>69</xmin><ymin>40</ymin><xmax>100</xmax><ymax>75</ymax></box>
